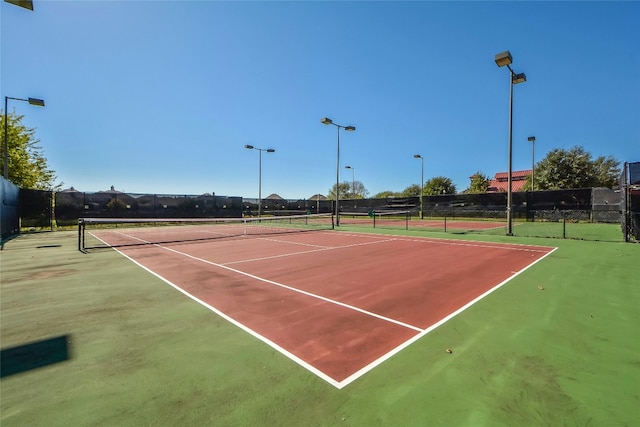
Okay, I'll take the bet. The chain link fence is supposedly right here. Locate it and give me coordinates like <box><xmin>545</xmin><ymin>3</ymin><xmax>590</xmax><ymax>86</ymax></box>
<box><xmin>10</xmin><ymin>186</ymin><xmax>636</xmax><ymax>243</ymax></box>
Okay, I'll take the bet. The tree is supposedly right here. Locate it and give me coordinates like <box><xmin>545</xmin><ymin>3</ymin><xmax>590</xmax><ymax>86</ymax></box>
<box><xmin>592</xmin><ymin>155</ymin><xmax>621</xmax><ymax>188</ymax></box>
<box><xmin>466</xmin><ymin>171</ymin><xmax>490</xmax><ymax>194</ymax></box>
<box><xmin>535</xmin><ymin>146</ymin><xmax>620</xmax><ymax>190</ymax></box>
<box><xmin>400</xmin><ymin>184</ymin><xmax>421</xmax><ymax>197</ymax></box>
<box><xmin>424</xmin><ymin>176</ymin><xmax>456</xmax><ymax>195</ymax></box>
<box><xmin>0</xmin><ymin>111</ymin><xmax>58</xmax><ymax>189</ymax></box>
<box><xmin>106</xmin><ymin>197</ymin><xmax>127</xmax><ymax>214</ymax></box>
<box><xmin>327</xmin><ymin>182</ymin><xmax>352</xmax><ymax>200</ymax></box>
<box><xmin>347</xmin><ymin>180</ymin><xmax>369</xmax><ymax>199</ymax></box>
<box><xmin>374</xmin><ymin>190</ymin><xmax>398</xmax><ymax>198</ymax></box>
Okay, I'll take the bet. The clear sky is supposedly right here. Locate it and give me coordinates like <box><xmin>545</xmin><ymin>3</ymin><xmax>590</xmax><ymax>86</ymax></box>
<box><xmin>2</xmin><ymin>0</ymin><xmax>638</xmax><ymax>199</ymax></box>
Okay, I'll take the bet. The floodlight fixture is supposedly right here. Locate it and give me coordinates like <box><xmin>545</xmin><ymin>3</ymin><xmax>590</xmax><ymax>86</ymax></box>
<box><xmin>4</xmin><ymin>0</ymin><xmax>34</xmax><ymax>11</ymax></box>
<box><xmin>494</xmin><ymin>51</ymin><xmax>513</xmax><ymax>67</ymax></box>
<box><xmin>244</xmin><ymin>144</ymin><xmax>276</xmax><ymax>217</ymax></box>
<box><xmin>512</xmin><ymin>73</ymin><xmax>527</xmax><ymax>84</ymax></box>
<box><xmin>27</xmin><ymin>98</ymin><xmax>45</xmax><ymax>106</ymax></box>
<box><xmin>320</xmin><ymin>117</ymin><xmax>356</xmax><ymax>225</ymax></box>
<box><xmin>494</xmin><ymin>50</ymin><xmax>527</xmax><ymax>236</ymax></box>
<box><xmin>345</xmin><ymin>166</ymin><xmax>355</xmax><ymax>198</ymax></box>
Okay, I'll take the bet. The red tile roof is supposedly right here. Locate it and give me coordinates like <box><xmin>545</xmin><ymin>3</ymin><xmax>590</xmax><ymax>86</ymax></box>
<box><xmin>488</xmin><ymin>179</ymin><xmax>528</xmax><ymax>192</ymax></box>
<box><xmin>493</xmin><ymin>170</ymin><xmax>532</xmax><ymax>180</ymax></box>
<box><xmin>487</xmin><ymin>170</ymin><xmax>532</xmax><ymax>192</ymax></box>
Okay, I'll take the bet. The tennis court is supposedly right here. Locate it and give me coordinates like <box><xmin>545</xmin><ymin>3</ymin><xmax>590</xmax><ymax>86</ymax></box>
<box><xmin>339</xmin><ymin>212</ymin><xmax>508</xmax><ymax>233</ymax></box>
<box><xmin>84</xmin><ymin>216</ymin><xmax>555</xmax><ymax>389</ymax></box>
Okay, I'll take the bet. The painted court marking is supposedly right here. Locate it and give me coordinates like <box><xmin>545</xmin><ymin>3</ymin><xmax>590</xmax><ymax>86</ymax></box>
<box><xmin>95</xmin><ymin>229</ymin><xmax>556</xmax><ymax>388</ymax></box>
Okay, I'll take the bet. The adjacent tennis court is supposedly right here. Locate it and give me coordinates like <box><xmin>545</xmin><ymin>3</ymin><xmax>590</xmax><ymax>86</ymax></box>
<box><xmin>83</xmin><ymin>215</ymin><xmax>555</xmax><ymax>388</ymax></box>
<box><xmin>339</xmin><ymin>211</ymin><xmax>508</xmax><ymax>233</ymax></box>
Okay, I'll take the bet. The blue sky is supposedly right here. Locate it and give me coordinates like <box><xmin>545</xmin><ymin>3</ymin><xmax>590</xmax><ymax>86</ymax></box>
<box><xmin>2</xmin><ymin>0</ymin><xmax>638</xmax><ymax>199</ymax></box>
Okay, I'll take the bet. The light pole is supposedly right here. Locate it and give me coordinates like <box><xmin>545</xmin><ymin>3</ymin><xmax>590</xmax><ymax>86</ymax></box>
<box><xmin>345</xmin><ymin>165</ymin><xmax>355</xmax><ymax>198</ymax></box>
<box><xmin>413</xmin><ymin>154</ymin><xmax>424</xmax><ymax>219</ymax></box>
<box><xmin>527</xmin><ymin>136</ymin><xmax>536</xmax><ymax>191</ymax></box>
<box><xmin>244</xmin><ymin>144</ymin><xmax>275</xmax><ymax>218</ymax></box>
<box><xmin>4</xmin><ymin>96</ymin><xmax>45</xmax><ymax>179</ymax></box>
<box><xmin>321</xmin><ymin>117</ymin><xmax>355</xmax><ymax>226</ymax></box>
<box><xmin>495</xmin><ymin>50</ymin><xmax>526</xmax><ymax>236</ymax></box>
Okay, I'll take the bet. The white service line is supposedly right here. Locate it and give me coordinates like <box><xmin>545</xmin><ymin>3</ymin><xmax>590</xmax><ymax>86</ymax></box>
<box><xmin>223</xmin><ymin>235</ymin><xmax>397</xmax><ymax>265</ymax></box>
<box><xmin>110</xmin><ymin>230</ymin><xmax>423</xmax><ymax>333</ymax></box>
<box><xmin>160</xmin><ymin>243</ymin><xmax>425</xmax><ymax>333</ymax></box>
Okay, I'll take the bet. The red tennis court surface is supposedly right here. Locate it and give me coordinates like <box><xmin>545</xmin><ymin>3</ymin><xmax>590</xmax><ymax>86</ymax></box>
<box><xmin>93</xmin><ymin>229</ymin><xmax>555</xmax><ymax>388</ymax></box>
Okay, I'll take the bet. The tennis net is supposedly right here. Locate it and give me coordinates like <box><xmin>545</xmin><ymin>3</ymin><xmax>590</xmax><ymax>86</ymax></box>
<box><xmin>78</xmin><ymin>213</ymin><xmax>334</xmax><ymax>252</ymax></box>
<box><xmin>339</xmin><ymin>211</ymin><xmax>411</xmax><ymax>229</ymax></box>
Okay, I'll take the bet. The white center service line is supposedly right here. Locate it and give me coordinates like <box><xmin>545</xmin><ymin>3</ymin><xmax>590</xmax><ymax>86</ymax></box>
<box><xmin>162</xmin><ymin>244</ymin><xmax>424</xmax><ymax>333</ymax></box>
<box><xmin>115</xmin><ymin>231</ymin><xmax>424</xmax><ymax>333</ymax></box>
<box><xmin>223</xmin><ymin>236</ymin><xmax>397</xmax><ymax>265</ymax></box>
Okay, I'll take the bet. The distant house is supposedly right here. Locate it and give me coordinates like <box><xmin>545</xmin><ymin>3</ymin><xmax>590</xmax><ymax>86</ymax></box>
<box><xmin>94</xmin><ymin>186</ymin><xmax>136</xmax><ymax>209</ymax></box>
<box><xmin>60</xmin><ymin>186</ymin><xmax>81</xmax><ymax>193</ymax></box>
<box><xmin>487</xmin><ymin>170</ymin><xmax>532</xmax><ymax>192</ymax></box>
<box><xmin>308</xmin><ymin>194</ymin><xmax>327</xmax><ymax>201</ymax></box>
<box><xmin>264</xmin><ymin>193</ymin><xmax>284</xmax><ymax>200</ymax></box>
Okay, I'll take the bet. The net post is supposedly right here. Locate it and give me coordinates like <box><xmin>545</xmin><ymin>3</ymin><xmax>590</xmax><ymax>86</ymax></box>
<box><xmin>78</xmin><ymin>219</ymin><xmax>85</xmax><ymax>253</ymax></box>
<box><xmin>405</xmin><ymin>211</ymin><xmax>409</xmax><ymax>230</ymax></box>
<box><xmin>373</xmin><ymin>212</ymin><xmax>377</xmax><ymax>228</ymax></box>
<box><xmin>444</xmin><ymin>214</ymin><xmax>447</xmax><ymax>232</ymax></box>
<box><xmin>562</xmin><ymin>212</ymin><xmax>567</xmax><ymax>239</ymax></box>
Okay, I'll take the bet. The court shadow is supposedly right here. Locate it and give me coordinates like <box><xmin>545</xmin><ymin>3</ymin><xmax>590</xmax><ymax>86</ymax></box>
<box><xmin>1</xmin><ymin>334</ymin><xmax>72</xmax><ymax>378</ymax></box>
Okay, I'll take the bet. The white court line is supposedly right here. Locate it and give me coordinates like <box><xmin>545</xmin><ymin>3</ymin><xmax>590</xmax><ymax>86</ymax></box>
<box><xmin>98</xmin><ymin>229</ymin><xmax>557</xmax><ymax>389</ymax></box>
<box><xmin>106</xmin><ymin>246</ymin><xmax>345</xmax><ymax>388</ymax></box>
<box><xmin>335</xmin><ymin>230</ymin><xmax>553</xmax><ymax>253</ymax></box>
<box><xmin>337</xmin><ymin>245</ymin><xmax>558</xmax><ymax>388</ymax></box>
<box><xmin>160</xmin><ymin>244</ymin><xmax>424</xmax><ymax>333</ymax></box>
<box><xmin>223</xmin><ymin>236</ymin><xmax>397</xmax><ymax>266</ymax></box>
<box><xmin>105</xmin><ymin>230</ymin><xmax>423</xmax><ymax>332</ymax></box>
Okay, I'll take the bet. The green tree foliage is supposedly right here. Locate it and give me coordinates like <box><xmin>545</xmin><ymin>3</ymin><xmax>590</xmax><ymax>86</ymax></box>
<box><xmin>0</xmin><ymin>111</ymin><xmax>58</xmax><ymax>189</ymax></box>
<box><xmin>535</xmin><ymin>146</ymin><xmax>620</xmax><ymax>190</ymax></box>
<box><xmin>424</xmin><ymin>176</ymin><xmax>456</xmax><ymax>195</ymax></box>
<box><xmin>106</xmin><ymin>198</ymin><xmax>127</xmax><ymax>213</ymax></box>
<box><xmin>466</xmin><ymin>171</ymin><xmax>490</xmax><ymax>194</ymax></box>
<box><xmin>327</xmin><ymin>182</ymin><xmax>352</xmax><ymax>200</ymax></box>
<box><xmin>400</xmin><ymin>184</ymin><xmax>421</xmax><ymax>197</ymax></box>
<box><xmin>345</xmin><ymin>180</ymin><xmax>369</xmax><ymax>199</ymax></box>
<box><xmin>373</xmin><ymin>190</ymin><xmax>398</xmax><ymax>198</ymax></box>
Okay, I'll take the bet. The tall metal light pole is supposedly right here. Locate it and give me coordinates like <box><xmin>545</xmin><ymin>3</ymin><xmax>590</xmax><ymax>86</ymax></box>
<box><xmin>413</xmin><ymin>154</ymin><xmax>424</xmax><ymax>219</ymax></box>
<box><xmin>321</xmin><ymin>117</ymin><xmax>355</xmax><ymax>226</ymax></box>
<box><xmin>345</xmin><ymin>165</ymin><xmax>355</xmax><ymax>198</ymax></box>
<box><xmin>244</xmin><ymin>144</ymin><xmax>275</xmax><ymax>218</ymax></box>
<box><xmin>527</xmin><ymin>136</ymin><xmax>536</xmax><ymax>191</ymax></box>
<box><xmin>4</xmin><ymin>96</ymin><xmax>45</xmax><ymax>179</ymax></box>
<box><xmin>495</xmin><ymin>50</ymin><xmax>526</xmax><ymax>236</ymax></box>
